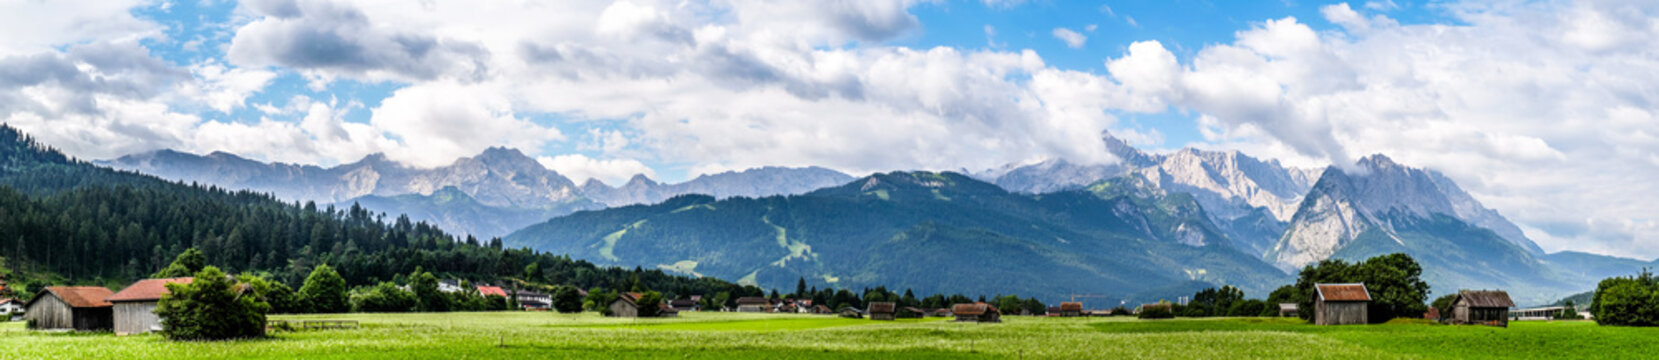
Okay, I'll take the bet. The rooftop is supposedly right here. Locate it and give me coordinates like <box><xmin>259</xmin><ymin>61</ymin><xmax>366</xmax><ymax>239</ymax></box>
<box><xmin>108</xmin><ymin>277</ymin><xmax>194</xmax><ymax>303</ymax></box>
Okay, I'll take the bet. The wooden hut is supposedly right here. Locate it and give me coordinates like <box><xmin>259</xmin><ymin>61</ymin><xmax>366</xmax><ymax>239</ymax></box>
<box><xmin>1312</xmin><ymin>283</ymin><xmax>1370</xmax><ymax>325</ymax></box>
<box><xmin>951</xmin><ymin>303</ymin><xmax>1001</xmax><ymax>323</ymax></box>
<box><xmin>837</xmin><ymin>306</ymin><xmax>864</xmax><ymax>318</ymax></box>
<box><xmin>900</xmin><ymin>306</ymin><xmax>926</xmax><ymax>319</ymax></box>
<box><xmin>24</xmin><ymin>286</ymin><xmax>114</xmax><ymax>331</ymax></box>
<box><xmin>1058</xmin><ymin>302</ymin><xmax>1084</xmax><ymax>317</ymax></box>
<box><xmin>1278</xmin><ymin>303</ymin><xmax>1299</xmax><ymax>318</ymax></box>
<box><xmin>867</xmin><ymin>302</ymin><xmax>896</xmax><ymax>320</ymax></box>
<box><xmin>1451</xmin><ymin>290</ymin><xmax>1515</xmax><ymax>327</ymax></box>
<box><xmin>108</xmin><ymin>277</ymin><xmax>193</xmax><ymax>335</ymax></box>
<box><xmin>608</xmin><ymin>292</ymin><xmax>645</xmax><ymax>317</ymax></box>
<box><xmin>736</xmin><ymin>297</ymin><xmax>770</xmax><ymax>313</ymax></box>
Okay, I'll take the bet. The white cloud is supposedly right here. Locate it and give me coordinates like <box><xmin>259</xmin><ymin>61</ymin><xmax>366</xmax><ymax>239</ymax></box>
<box><xmin>368</xmin><ymin>82</ymin><xmax>564</xmax><ymax>168</ymax></box>
<box><xmin>1051</xmin><ymin>27</ymin><xmax>1087</xmax><ymax>48</ymax></box>
<box><xmin>538</xmin><ymin>154</ymin><xmax>657</xmax><ymax>186</ymax></box>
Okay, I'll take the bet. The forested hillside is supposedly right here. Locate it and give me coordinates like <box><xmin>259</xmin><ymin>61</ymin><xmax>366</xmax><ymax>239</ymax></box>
<box><xmin>0</xmin><ymin>124</ymin><xmax>733</xmax><ymax>299</ymax></box>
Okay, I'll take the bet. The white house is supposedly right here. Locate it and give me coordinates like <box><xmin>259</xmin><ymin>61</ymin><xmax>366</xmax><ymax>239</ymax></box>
<box><xmin>0</xmin><ymin>298</ymin><xmax>23</xmax><ymax>319</ymax></box>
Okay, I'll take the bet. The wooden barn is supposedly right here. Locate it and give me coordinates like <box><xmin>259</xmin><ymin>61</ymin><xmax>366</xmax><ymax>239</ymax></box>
<box><xmin>1059</xmin><ymin>302</ymin><xmax>1084</xmax><ymax>317</ymax></box>
<box><xmin>1312</xmin><ymin>283</ymin><xmax>1370</xmax><ymax>325</ymax></box>
<box><xmin>867</xmin><ymin>302</ymin><xmax>896</xmax><ymax>320</ymax></box>
<box><xmin>736</xmin><ymin>297</ymin><xmax>771</xmax><ymax>313</ymax></box>
<box><xmin>1278</xmin><ymin>303</ymin><xmax>1299</xmax><ymax>318</ymax></box>
<box><xmin>25</xmin><ymin>286</ymin><xmax>114</xmax><ymax>331</ymax></box>
<box><xmin>951</xmin><ymin>303</ymin><xmax>1001</xmax><ymax>323</ymax></box>
<box><xmin>1451</xmin><ymin>290</ymin><xmax>1515</xmax><ymax>327</ymax></box>
<box><xmin>108</xmin><ymin>277</ymin><xmax>193</xmax><ymax>335</ymax></box>
<box><xmin>900</xmin><ymin>306</ymin><xmax>926</xmax><ymax>319</ymax></box>
<box><xmin>608</xmin><ymin>292</ymin><xmax>646</xmax><ymax>317</ymax></box>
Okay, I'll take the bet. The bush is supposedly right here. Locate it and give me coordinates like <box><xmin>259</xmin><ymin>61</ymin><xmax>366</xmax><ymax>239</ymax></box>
<box><xmin>351</xmin><ymin>282</ymin><xmax>416</xmax><ymax>313</ymax></box>
<box><xmin>636</xmin><ymin>291</ymin><xmax>663</xmax><ymax>317</ymax></box>
<box><xmin>298</xmin><ymin>264</ymin><xmax>348</xmax><ymax>313</ymax></box>
<box><xmin>1138</xmin><ymin>305</ymin><xmax>1174</xmax><ymax>319</ymax></box>
<box><xmin>552</xmin><ymin>286</ymin><xmax>583</xmax><ymax>313</ymax></box>
<box><xmin>1591</xmin><ymin>270</ymin><xmax>1659</xmax><ymax>326</ymax></box>
<box><xmin>153</xmin><ymin>266</ymin><xmax>270</xmax><ymax>340</ymax></box>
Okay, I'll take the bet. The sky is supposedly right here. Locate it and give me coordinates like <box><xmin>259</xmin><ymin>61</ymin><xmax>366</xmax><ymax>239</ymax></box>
<box><xmin>0</xmin><ymin>0</ymin><xmax>1655</xmax><ymax>259</ymax></box>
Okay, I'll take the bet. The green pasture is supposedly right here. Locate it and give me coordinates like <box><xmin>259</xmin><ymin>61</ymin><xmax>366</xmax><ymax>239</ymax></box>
<box><xmin>0</xmin><ymin>312</ymin><xmax>1651</xmax><ymax>359</ymax></box>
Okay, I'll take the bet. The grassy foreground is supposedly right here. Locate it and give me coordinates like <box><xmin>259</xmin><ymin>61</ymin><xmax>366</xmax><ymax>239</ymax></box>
<box><xmin>0</xmin><ymin>312</ymin><xmax>1653</xmax><ymax>359</ymax></box>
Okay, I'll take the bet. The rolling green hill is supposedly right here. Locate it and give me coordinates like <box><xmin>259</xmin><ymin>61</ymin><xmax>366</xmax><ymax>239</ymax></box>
<box><xmin>506</xmin><ymin>171</ymin><xmax>1291</xmax><ymax>303</ymax></box>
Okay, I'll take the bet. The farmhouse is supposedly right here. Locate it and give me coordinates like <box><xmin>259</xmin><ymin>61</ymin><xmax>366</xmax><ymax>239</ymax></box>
<box><xmin>1278</xmin><ymin>303</ymin><xmax>1298</xmax><ymax>318</ymax></box>
<box><xmin>476</xmin><ymin>286</ymin><xmax>507</xmax><ymax>298</ymax></box>
<box><xmin>107</xmin><ymin>277</ymin><xmax>194</xmax><ymax>335</ymax></box>
<box><xmin>1059</xmin><ymin>302</ymin><xmax>1083</xmax><ymax>317</ymax></box>
<box><xmin>1451</xmin><ymin>290</ymin><xmax>1515</xmax><ymax>327</ymax></box>
<box><xmin>1312</xmin><ymin>283</ymin><xmax>1370</xmax><ymax>325</ymax></box>
<box><xmin>515</xmin><ymin>290</ymin><xmax>551</xmax><ymax>310</ymax></box>
<box><xmin>867</xmin><ymin>302</ymin><xmax>896</xmax><ymax>320</ymax></box>
<box><xmin>1423</xmin><ymin>307</ymin><xmax>1441</xmax><ymax>321</ymax></box>
<box><xmin>930</xmin><ymin>308</ymin><xmax>953</xmax><ymax>317</ymax></box>
<box><xmin>736</xmin><ymin>297</ymin><xmax>770</xmax><ymax>313</ymax></box>
<box><xmin>951</xmin><ymin>303</ymin><xmax>1001</xmax><ymax>323</ymax></box>
<box><xmin>25</xmin><ymin>286</ymin><xmax>114</xmax><ymax>331</ymax></box>
<box><xmin>0</xmin><ymin>298</ymin><xmax>22</xmax><ymax>320</ymax></box>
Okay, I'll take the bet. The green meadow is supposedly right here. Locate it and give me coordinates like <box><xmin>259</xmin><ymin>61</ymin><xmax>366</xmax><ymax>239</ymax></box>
<box><xmin>0</xmin><ymin>313</ymin><xmax>1652</xmax><ymax>359</ymax></box>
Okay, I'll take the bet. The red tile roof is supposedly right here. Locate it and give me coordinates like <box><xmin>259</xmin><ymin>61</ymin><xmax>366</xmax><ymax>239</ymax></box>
<box><xmin>108</xmin><ymin>277</ymin><xmax>194</xmax><ymax>303</ymax></box>
<box><xmin>1316</xmin><ymin>283</ymin><xmax>1371</xmax><ymax>302</ymax></box>
<box><xmin>477</xmin><ymin>286</ymin><xmax>507</xmax><ymax>297</ymax></box>
<box><xmin>38</xmin><ymin>286</ymin><xmax>115</xmax><ymax>308</ymax></box>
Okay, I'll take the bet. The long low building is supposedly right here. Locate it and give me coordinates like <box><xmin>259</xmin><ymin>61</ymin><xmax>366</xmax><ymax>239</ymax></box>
<box><xmin>25</xmin><ymin>286</ymin><xmax>114</xmax><ymax>331</ymax></box>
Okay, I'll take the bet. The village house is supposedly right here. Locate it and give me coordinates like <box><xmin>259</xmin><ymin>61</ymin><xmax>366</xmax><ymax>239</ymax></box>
<box><xmin>25</xmin><ymin>286</ymin><xmax>114</xmax><ymax>331</ymax></box>
<box><xmin>668</xmin><ymin>298</ymin><xmax>698</xmax><ymax>312</ymax></box>
<box><xmin>1312</xmin><ymin>283</ymin><xmax>1370</xmax><ymax>325</ymax></box>
<box><xmin>837</xmin><ymin>306</ymin><xmax>864</xmax><ymax>318</ymax></box>
<box><xmin>515</xmin><ymin>290</ymin><xmax>552</xmax><ymax>310</ymax></box>
<box><xmin>438</xmin><ymin>280</ymin><xmax>464</xmax><ymax>293</ymax></box>
<box><xmin>1451</xmin><ymin>290</ymin><xmax>1515</xmax><ymax>327</ymax></box>
<box><xmin>812</xmin><ymin>305</ymin><xmax>834</xmax><ymax>315</ymax></box>
<box><xmin>476</xmin><ymin>285</ymin><xmax>507</xmax><ymax>298</ymax></box>
<box><xmin>107</xmin><ymin>277</ymin><xmax>193</xmax><ymax>335</ymax></box>
<box><xmin>1058</xmin><ymin>302</ymin><xmax>1083</xmax><ymax>317</ymax></box>
<box><xmin>736</xmin><ymin>297</ymin><xmax>770</xmax><ymax>313</ymax></box>
<box><xmin>1</xmin><ymin>298</ymin><xmax>23</xmax><ymax>320</ymax></box>
<box><xmin>867</xmin><ymin>302</ymin><xmax>896</xmax><ymax>320</ymax></box>
<box><xmin>951</xmin><ymin>303</ymin><xmax>1001</xmax><ymax>323</ymax></box>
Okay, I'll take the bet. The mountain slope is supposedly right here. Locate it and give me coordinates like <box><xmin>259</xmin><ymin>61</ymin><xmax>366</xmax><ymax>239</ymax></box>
<box><xmin>1269</xmin><ymin>155</ymin><xmax>1562</xmax><ymax>303</ymax></box>
<box><xmin>506</xmin><ymin>171</ymin><xmax>1291</xmax><ymax>302</ymax></box>
<box><xmin>341</xmin><ymin>186</ymin><xmax>603</xmax><ymax>239</ymax></box>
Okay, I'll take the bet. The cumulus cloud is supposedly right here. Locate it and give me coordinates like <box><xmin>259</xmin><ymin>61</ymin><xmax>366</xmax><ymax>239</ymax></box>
<box><xmin>228</xmin><ymin>0</ymin><xmax>489</xmax><ymax>83</ymax></box>
<box><xmin>1052</xmin><ymin>28</ymin><xmax>1088</xmax><ymax>48</ymax></box>
<box><xmin>1098</xmin><ymin>2</ymin><xmax>1659</xmax><ymax>257</ymax></box>
<box><xmin>538</xmin><ymin>154</ymin><xmax>658</xmax><ymax>186</ymax></box>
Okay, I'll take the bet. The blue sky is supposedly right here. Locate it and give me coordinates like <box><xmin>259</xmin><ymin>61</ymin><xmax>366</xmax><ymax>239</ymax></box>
<box><xmin>0</xmin><ymin>0</ymin><xmax>1656</xmax><ymax>258</ymax></box>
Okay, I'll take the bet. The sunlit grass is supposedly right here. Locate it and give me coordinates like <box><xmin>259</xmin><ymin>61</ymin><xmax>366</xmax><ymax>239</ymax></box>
<box><xmin>0</xmin><ymin>313</ymin><xmax>1649</xmax><ymax>359</ymax></box>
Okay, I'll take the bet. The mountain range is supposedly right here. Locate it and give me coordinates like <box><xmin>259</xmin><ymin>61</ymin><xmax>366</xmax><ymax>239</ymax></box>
<box><xmin>100</xmin><ymin>149</ymin><xmax>852</xmax><ymax>239</ymax></box>
<box><xmin>99</xmin><ymin>133</ymin><xmax>1654</xmax><ymax>305</ymax></box>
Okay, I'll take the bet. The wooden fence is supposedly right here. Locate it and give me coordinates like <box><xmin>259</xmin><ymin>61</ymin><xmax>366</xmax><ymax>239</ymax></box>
<box><xmin>268</xmin><ymin>320</ymin><xmax>359</xmax><ymax>331</ymax></box>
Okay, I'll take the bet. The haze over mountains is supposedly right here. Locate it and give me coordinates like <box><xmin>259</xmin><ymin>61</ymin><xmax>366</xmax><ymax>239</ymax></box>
<box><xmin>102</xmin><ymin>133</ymin><xmax>1653</xmax><ymax>305</ymax></box>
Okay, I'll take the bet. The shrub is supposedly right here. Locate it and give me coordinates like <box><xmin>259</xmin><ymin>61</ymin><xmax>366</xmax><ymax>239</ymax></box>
<box><xmin>298</xmin><ymin>264</ymin><xmax>348</xmax><ymax>313</ymax></box>
<box><xmin>351</xmin><ymin>282</ymin><xmax>416</xmax><ymax>313</ymax></box>
<box><xmin>1591</xmin><ymin>269</ymin><xmax>1659</xmax><ymax>326</ymax></box>
<box><xmin>153</xmin><ymin>266</ymin><xmax>270</xmax><ymax>340</ymax></box>
<box><xmin>1138</xmin><ymin>304</ymin><xmax>1174</xmax><ymax>319</ymax></box>
<box><xmin>636</xmin><ymin>291</ymin><xmax>663</xmax><ymax>317</ymax></box>
<box><xmin>552</xmin><ymin>286</ymin><xmax>584</xmax><ymax>313</ymax></box>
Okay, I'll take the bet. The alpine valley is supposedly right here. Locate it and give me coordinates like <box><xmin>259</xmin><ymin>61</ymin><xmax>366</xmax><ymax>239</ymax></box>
<box><xmin>98</xmin><ymin>134</ymin><xmax>1653</xmax><ymax>305</ymax></box>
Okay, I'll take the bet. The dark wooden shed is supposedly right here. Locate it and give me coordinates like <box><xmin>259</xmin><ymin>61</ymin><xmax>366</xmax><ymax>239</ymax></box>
<box><xmin>1313</xmin><ymin>283</ymin><xmax>1370</xmax><ymax>325</ymax></box>
<box><xmin>25</xmin><ymin>286</ymin><xmax>114</xmax><ymax>331</ymax></box>
<box><xmin>108</xmin><ymin>277</ymin><xmax>193</xmax><ymax>335</ymax></box>
<box><xmin>1451</xmin><ymin>290</ymin><xmax>1514</xmax><ymax>327</ymax></box>
<box><xmin>951</xmin><ymin>303</ymin><xmax>1001</xmax><ymax>323</ymax></box>
<box><xmin>608</xmin><ymin>292</ymin><xmax>645</xmax><ymax>317</ymax></box>
<box><xmin>867</xmin><ymin>302</ymin><xmax>896</xmax><ymax>320</ymax></box>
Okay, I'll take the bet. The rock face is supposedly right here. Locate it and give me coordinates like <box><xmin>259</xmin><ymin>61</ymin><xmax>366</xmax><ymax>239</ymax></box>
<box><xmin>1271</xmin><ymin>155</ymin><xmax>1545</xmax><ymax>271</ymax></box>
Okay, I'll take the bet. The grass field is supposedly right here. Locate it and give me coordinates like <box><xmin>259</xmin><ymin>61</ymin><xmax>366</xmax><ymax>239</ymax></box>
<box><xmin>1</xmin><ymin>312</ymin><xmax>1653</xmax><ymax>359</ymax></box>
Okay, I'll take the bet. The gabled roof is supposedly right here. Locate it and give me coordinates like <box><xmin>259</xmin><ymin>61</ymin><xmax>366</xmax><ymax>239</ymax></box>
<box><xmin>31</xmin><ymin>286</ymin><xmax>114</xmax><ymax>308</ymax></box>
<box><xmin>1455</xmin><ymin>290</ymin><xmax>1516</xmax><ymax>308</ymax></box>
<box><xmin>0</xmin><ymin>298</ymin><xmax>15</xmax><ymax>305</ymax></box>
<box><xmin>477</xmin><ymin>286</ymin><xmax>507</xmax><ymax>297</ymax></box>
<box><xmin>867</xmin><ymin>302</ymin><xmax>896</xmax><ymax>314</ymax></box>
<box><xmin>952</xmin><ymin>302</ymin><xmax>998</xmax><ymax>316</ymax></box>
<box><xmin>1315</xmin><ymin>283</ymin><xmax>1371</xmax><ymax>302</ymax></box>
<box><xmin>735</xmin><ymin>297</ymin><xmax>770</xmax><ymax>305</ymax></box>
<box><xmin>1060</xmin><ymin>302</ymin><xmax>1084</xmax><ymax>311</ymax></box>
<box><xmin>108</xmin><ymin>277</ymin><xmax>194</xmax><ymax>303</ymax></box>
